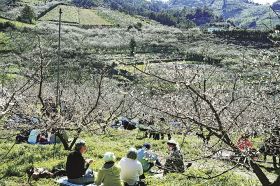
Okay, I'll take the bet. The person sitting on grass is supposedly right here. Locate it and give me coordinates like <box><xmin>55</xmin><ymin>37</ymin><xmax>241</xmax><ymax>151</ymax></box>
<box><xmin>137</xmin><ymin>143</ymin><xmax>162</xmax><ymax>173</ymax></box>
<box><xmin>37</xmin><ymin>133</ymin><xmax>49</xmax><ymax>144</ymax></box>
<box><xmin>95</xmin><ymin>152</ymin><xmax>122</xmax><ymax>186</ymax></box>
<box><xmin>120</xmin><ymin>148</ymin><xmax>143</xmax><ymax>186</ymax></box>
<box><xmin>164</xmin><ymin>140</ymin><xmax>191</xmax><ymax>175</ymax></box>
<box><xmin>66</xmin><ymin>140</ymin><xmax>94</xmax><ymax>185</ymax></box>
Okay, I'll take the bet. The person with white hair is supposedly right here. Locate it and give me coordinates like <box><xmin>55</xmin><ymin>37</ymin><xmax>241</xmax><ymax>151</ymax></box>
<box><xmin>95</xmin><ymin>152</ymin><xmax>122</xmax><ymax>186</ymax></box>
<box><xmin>119</xmin><ymin>148</ymin><xmax>143</xmax><ymax>186</ymax></box>
<box><xmin>66</xmin><ymin>140</ymin><xmax>94</xmax><ymax>184</ymax></box>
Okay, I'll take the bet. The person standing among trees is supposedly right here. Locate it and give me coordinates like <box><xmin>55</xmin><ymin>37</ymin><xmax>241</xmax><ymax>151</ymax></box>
<box><xmin>66</xmin><ymin>140</ymin><xmax>95</xmax><ymax>185</ymax></box>
<box><xmin>147</xmin><ymin>115</ymin><xmax>156</xmax><ymax>139</ymax></box>
<box><xmin>150</xmin><ymin>117</ymin><xmax>162</xmax><ymax>140</ymax></box>
<box><xmin>158</xmin><ymin>118</ymin><xmax>172</xmax><ymax>140</ymax></box>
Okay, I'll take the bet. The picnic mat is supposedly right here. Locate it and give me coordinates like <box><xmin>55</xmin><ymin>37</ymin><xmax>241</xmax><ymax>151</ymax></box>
<box><xmin>56</xmin><ymin>177</ymin><xmax>96</xmax><ymax>186</ymax></box>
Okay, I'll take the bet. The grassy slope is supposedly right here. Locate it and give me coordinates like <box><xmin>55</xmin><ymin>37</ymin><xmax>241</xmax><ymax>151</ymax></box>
<box><xmin>97</xmin><ymin>8</ymin><xmax>152</xmax><ymax>27</ymax></box>
<box><xmin>0</xmin><ymin>32</ymin><xmax>10</xmax><ymax>51</ymax></box>
<box><xmin>1</xmin><ymin>0</ymin><xmax>148</xmax><ymax>28</ymax></box>
<box><xmin>79</xmin><ymin>9</ymin><xmax>112</xmax><ymax>26</ymax></box>
<box><xmin>39</xmin><ymin>5</ymin><xmax>112</xmax><ymax>26</ymax></box>
<box><xmin>20</xmin><ymin>0</ymin><xmax>48</xmax><ymax>5</ymax></box>
<box><xmin>0</xmin><ymin>129</ymin><xmax>261</xmax><ymax>186</ymax></box>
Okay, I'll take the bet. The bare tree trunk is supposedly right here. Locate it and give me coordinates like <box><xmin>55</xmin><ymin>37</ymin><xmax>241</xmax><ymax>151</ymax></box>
<box><xmin>37</xmin><ymin>36</ymin><xmax>45</xmax><ymax>108</ymax></box>
<box><xmin>69</xmin><ymin>136</ymin><xmax>79</xmax><ymax>150</ymax></box>
<box><xmin>56</xmin><ymin>130</ymin><xmax>81</xmax><ymax>151</ymax></box>
<box><xmin>272</xmin><ymin>175</ymin><xmax>280</xmax><ymax>186</ymax></box>
<box><xmin>56</xmin><ymin>132</ymin><xmax>70</xmax><ymax>150</ymax></box>
<box><xmin>250</xmin><ymin>160</ymin><xmax>271</xmax><ymax>186</ymax></box>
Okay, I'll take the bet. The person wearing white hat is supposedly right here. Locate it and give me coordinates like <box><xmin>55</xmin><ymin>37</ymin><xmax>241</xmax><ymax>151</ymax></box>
<box><xmin>164</xmin><ymin>140</ymin><xmax>191</xmax><ymax>175</ymax></box>
<box><xmin>95</xmin><ymin>152</ymin><xmax>122</xmax><ymax>186</ymax></box>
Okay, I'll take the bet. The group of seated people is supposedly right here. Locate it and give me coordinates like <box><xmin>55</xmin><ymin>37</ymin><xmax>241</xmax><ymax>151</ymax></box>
<box><xmin>16</xmin><ymin>129</ymin><xmax>52</xmax><ymax>144</ymax></box>
<box><xmin>66</xmin><ymin>139</ymin><xmax>190</xmax><ymax>186</ymax></box>
<box><xmin>36</xmin><ymin>132</ymin><xmax>51</xmax><ymax>144</ymax></box>
<box><xmin>25</xmin><ymin>129</ymin><xmax>68</xmax><ymax>145</ymax></box>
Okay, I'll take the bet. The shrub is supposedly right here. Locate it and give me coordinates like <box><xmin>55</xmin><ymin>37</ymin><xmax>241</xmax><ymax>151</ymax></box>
<box><xmin>0</xmin><ymin>21</ymin><xmax>16</xmax><ymax>31</ymax></box>
<box><xmin>135</xmin><ymin>22</ymin><xmax>142</xmax><ymax>31</ymax></box>
<box><xmin>72</xmin><ymin>0</ymin><xmax>97</xmax><ymax>8</ymax></box>
<box><xmin>17</xmin><ymin>5</ymin><xmax>35</xmax><ymax>24</ymax></box>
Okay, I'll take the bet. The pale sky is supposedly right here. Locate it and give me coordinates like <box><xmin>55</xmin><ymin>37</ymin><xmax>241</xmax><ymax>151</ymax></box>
<box><xmin>253</xmin><ymin>0</ymin><xmax>277</xmax><ymax>4</ymax></box>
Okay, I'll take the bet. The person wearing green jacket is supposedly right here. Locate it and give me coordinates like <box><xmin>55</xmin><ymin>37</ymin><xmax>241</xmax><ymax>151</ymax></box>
<box><xmin>95</xmin><ymin>152</ymin><xmax>123</xmax><ymax>186</ymax></box>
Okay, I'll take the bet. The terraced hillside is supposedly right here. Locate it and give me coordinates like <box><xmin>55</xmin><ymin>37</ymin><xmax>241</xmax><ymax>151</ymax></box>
<box><xmin>1</xmin><ymin>1</ymin><xmax>280</xmax><ymax>186</ymax></box>
<box><xmin>39</xmin><ymin>5</ymin><xmax>112</xmax><ymax>26</ymax></box>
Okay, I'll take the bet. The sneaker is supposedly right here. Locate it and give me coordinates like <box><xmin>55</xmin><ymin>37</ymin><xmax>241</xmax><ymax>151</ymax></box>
<box><xmin>186</xmin><ymin>163</ymin><xmax>192</xmax><ymax>168</ymax></box>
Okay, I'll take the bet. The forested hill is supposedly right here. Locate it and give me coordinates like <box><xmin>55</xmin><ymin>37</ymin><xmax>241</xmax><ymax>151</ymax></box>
<box><xmin>272</xmin><ymin>0</ymin><xmax>280</xmax><ymax>9</ymax></box>
<box><xmin>167</xmin><ymin>0</ymin><xmax>280</xmax><ymax>28</ymax></box>
<box><xmin>72</xmin><ymin>0</ymin><xmax>280</xmax><ymax>28</ymax></box>
<box><xmin>1</xmin><ymin>0</ymin><xmax>280</xmax><ymax>29</ymax></box>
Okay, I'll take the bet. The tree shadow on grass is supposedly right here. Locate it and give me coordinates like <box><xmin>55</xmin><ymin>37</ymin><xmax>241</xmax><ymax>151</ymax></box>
<box><xmin>258</xmin><ymin>163</ymin><xmax>280</xmax><ymax>175</ymax></box>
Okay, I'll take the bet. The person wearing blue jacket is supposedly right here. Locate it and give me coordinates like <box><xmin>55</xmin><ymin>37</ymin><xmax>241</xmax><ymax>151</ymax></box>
<box><xmin>137</xmin><ymin>143</ymin><xmax>162</xmax><ymax>173</ymax></box>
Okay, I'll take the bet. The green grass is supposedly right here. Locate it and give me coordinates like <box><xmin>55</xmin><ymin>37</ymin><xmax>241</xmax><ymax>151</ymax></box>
<box><xmin>0</xmin><ymin>32</ymin><xmax>10</xmax><ymax>46</ymax></box>
<box><xmin>117</xmin><ymin>64</ymin><xmax>146</xmax><ymax>73</ymax></box>
<box><xmin>0</xmin><ymin>32</ymin><xmax>13</xmax><ymax>53</ymax></box>
<box><xmin>20</xmin><ymin>0</ymin><xmax>46</xmax><ymax>4</ymax></box>
<box><xmin>79</xmin><ymin>9</ymin><xmax>113</xmax><ymax>26</ymax></box>
<box><xmin>0</xmin><ymin>64</ymin><xmax>20</xmax><ymax>85</ymax></box>
<box><xmin>39</xmin><ymin>5</ymin><xmax>112</xmax><ymax>26</ymax></box>
<box><xmin>97</xmin><ymin>8</ymin><xmax>149</xmax><ymax>27</ymax></box>
<box><xmin>0</xmin><ymin>129</ymin><xmax>262</xmax><ymax>186</ymax></box>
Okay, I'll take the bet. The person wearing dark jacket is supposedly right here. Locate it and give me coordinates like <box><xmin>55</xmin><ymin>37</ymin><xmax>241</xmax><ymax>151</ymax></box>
<box><xmin>66</xmin><ymin>140</ymin><xmax>94</xmax><ymax>184</ymax></box>
<box><xmin>164</xmin><ymin>140</ymin><xmax>191</xmax><ymax>175</ymax></box>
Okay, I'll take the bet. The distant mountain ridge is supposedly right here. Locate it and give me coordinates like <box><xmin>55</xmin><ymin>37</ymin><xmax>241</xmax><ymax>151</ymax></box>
<box><xmin>96</xmin><ymin>0</ymin><xmax>280</xmax><ymax>28</ymax></box>
<box><xmin>1</xmin><ymin>0</ymin><xmax>280</xmax><ymax>29</ymax></box>
<box><xmin>91</xmin><ymin>0</ymin><xmax>280</xmax><ymax>28</ymax></box>
<box><xmin>165</xmin><ymin>0</ymin><xmax>280</xmax><ymax>28</ymax></box>
<box><xmin>272</xmin><ymin>0</ymin><xmax>280</xmax><ymax>9</ymax></box>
